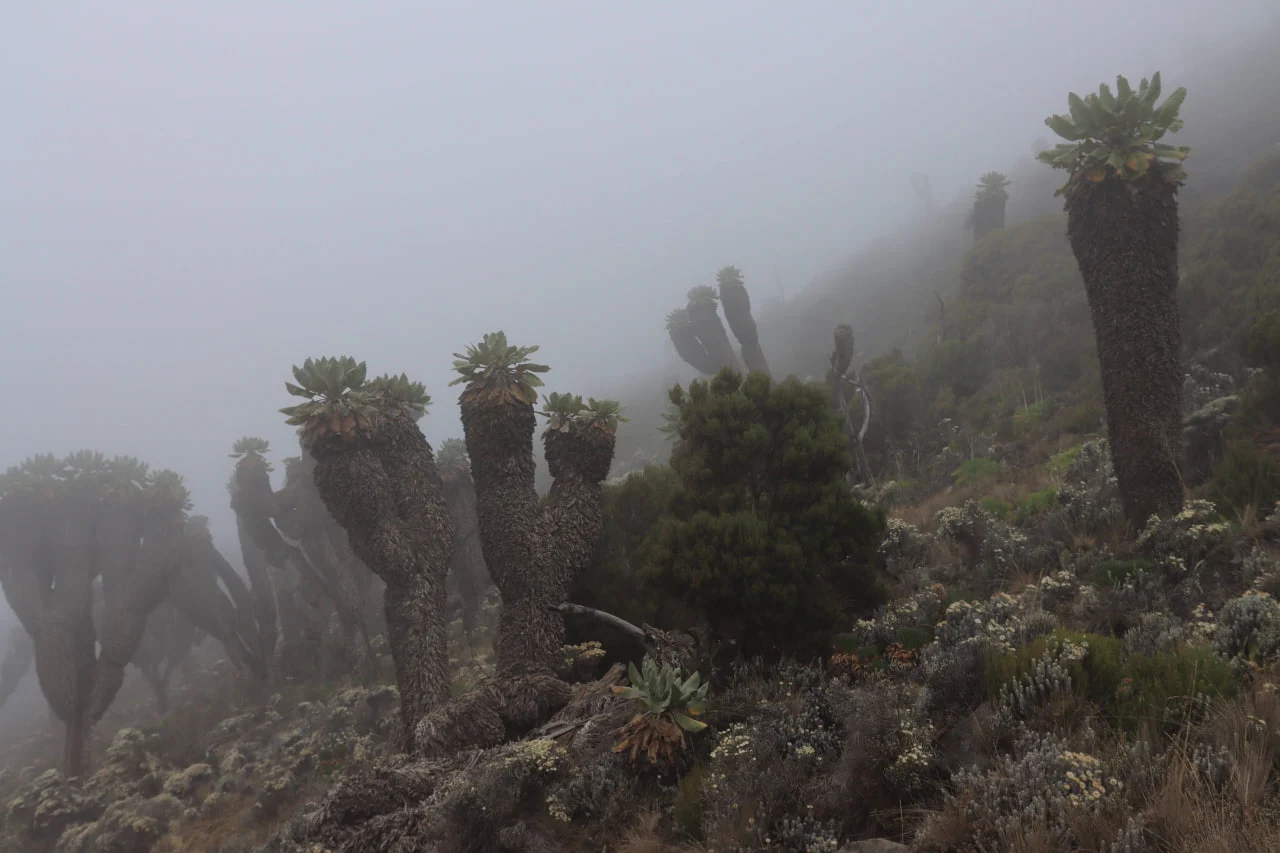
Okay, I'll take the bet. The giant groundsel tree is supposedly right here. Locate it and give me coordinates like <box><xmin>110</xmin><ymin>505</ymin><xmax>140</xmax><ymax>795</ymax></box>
<box><xmin>413</xmin><ymin>333</ymin><xmax>620</xmax><ymax>756</ymax></box>
<box><xmin>280</xmin><ymin>357</ymin><xmax>454</xmax><ymax>745</ymax></box>
<box><xmin>1039</xmin><ymin>72</ymin><xmax>1190</xmax><ymax>528</ymax></box>
<box><xmin>666</xmin><ymin>268</ymin><xmax>772</xmax><ymax>379</ymax></box>
<box><xmin>0</xmin><ymin>453</ymin><xmax>197</xmax><ymax>775</ymax></box>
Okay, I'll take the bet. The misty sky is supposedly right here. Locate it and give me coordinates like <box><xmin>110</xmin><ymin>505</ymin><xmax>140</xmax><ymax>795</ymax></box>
<box><xmin>2</xmin><ymin>1</ymin><xmax>1276</xmax><ymax>575</ymax></box>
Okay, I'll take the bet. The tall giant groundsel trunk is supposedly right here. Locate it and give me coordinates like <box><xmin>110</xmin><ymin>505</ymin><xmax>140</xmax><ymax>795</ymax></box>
<box><xmin>717</xmin><ymin>269</ymin><xmax>771</xmax><ymax>377</ymax></box>
<box><xmin>970</xmin><ymin>194</ymin><xmax>1007</xmax><ymax>243</ymax></box>
<box><xmin>442</xmin><ymin>473</ymin><xmax>490</xmax><ymax>635</ymax></box>
<box><xmin>235</xmin><ymin>515</ymin><xmax>280</xmax><ymax>670</ymax></box>
<box><xmin>307</xmin><ymin>408</ymin><xmax>454</xmax><ymax>745</ymax></box>
<box><xmin>87</xmin><ymin>502</ymin><xmax>185</xmax><ymax>722</ymax></box>
<box><xmin>460</xmin><ymin>393</ymin><xmax>549</xmax><ymax>679</ymax></box>
<box><xmin>685</xmin><ymin>296</ymin><xmax>741</xmax><ymax>373</ymax></box>
<box><xmin>1067</xmin><ymin>177</ymin><xmax>1184</xmax><ymax>526</ymax></box>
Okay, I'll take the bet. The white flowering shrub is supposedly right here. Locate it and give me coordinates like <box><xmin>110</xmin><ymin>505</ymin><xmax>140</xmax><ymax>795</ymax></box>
<box><xmin>850</xmin><ymin>583</ymin><xmax>947</xmax><ymax>649</ymax></box>
<box><xmin>935</xmin><ymin>500</ymin><xmax>1035</xmax><ymax>577</ymax></box>
<box><xmin>1052</xmin><ymin>440</ymin><xmax>1123</xmax><ymax>536</ymax></box>
<box><xmin>997</xmin><ymin>636</ymin><xmax>1090</xmax><ymax>721</ymax></box>
<box><xmin>1122</xmin><ymin>611</ymin><xmax>1187</xmax><ymax>657</ymax></box>
<box><xmin>877</xmin><ymin>518</ymin><xmax>934</xmax><ymax>579</ymax></box>
<box><xmin>940</xmin><ymin>729</ymin><xmax>1125</xmax><ymax>849</ymax></box>
<box><xmin>1136</xmin><ymin>500</ymin><xmax>1232</xmax><ymax>569</ymax></box>
<box><xmin>1214</xmin><ymin>590</ymin><xmax>1280</xmax><ymax>661</ymax></box>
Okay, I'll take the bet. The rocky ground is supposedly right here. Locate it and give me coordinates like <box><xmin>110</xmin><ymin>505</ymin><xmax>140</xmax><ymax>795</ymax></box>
<box><xmin>5</xmin><ymin>440</ymin><xmax>1280</xmax><ymax>851</ymax></box>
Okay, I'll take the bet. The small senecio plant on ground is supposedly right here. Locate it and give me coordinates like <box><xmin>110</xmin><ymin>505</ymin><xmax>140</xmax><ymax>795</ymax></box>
<box><xmin>613</xmin><ymin>656</ymin><xmax>709</xmax><ymax>766</ymax></box>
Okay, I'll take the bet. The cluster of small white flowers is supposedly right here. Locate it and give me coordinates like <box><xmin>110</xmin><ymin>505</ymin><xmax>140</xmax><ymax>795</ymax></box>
<box><xmin>933</xmin><ymin>592</ymin><xmax>1022</xmax><ymax>652</ymax></box>
<box><xmin>1213</xmin><ymin>589</ymin><xmax>1280</xmax><ymax>661</ymax></box>
<box><xmin>877</xmin><ymin>517</ymin><xmax>934</xmax><ymax>577</ymax></box>
<box><xmin>951</xmin><ymin>730</ymin><xmax>1123</xmax><ymax>847</ymax></box>
<box><xmin>851</xmin><ymin>584</ymin><xmax>947</xmax><ymax>648</ymax></box>
<box><xmin>1136</xmin><ymin>500</ymin><xmax>1232</xmax><ymax>566</ymax></box>
<box><xmin>507</xmin><ymin>738</ymin><xmax>564</xmax><ymax>774</ymax></box>
<box><xmin>998</xmin><ymin>637</ymin><xmax>1089</xmax><ymax>720</ymax></box>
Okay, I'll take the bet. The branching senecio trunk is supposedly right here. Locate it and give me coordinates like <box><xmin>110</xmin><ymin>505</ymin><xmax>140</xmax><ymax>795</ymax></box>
<box><xmin>0</xmin><ymin>453</ymin><xmax>193</xmax><ymax>776</ymax></box>
<box><xmin>412</xmin><ymin>333</ymin><xmax>619</xmax><ymax>757</ymax></box>
<box><xmin>1039</xmin><ymin>72</ymin><xmax>1190</xmax><ymax>529</ymax></box>
<box><xmin>281</xmin><ymin>357</ymin><xmax>454</xmax><ymax>747</ymax></box>
<box><xmin>436</xmin><ymin>439</ymin><xmax>491</xmax><ymax>636</ymax></box>
<box><xmin>667</xmin><ymin>269</ymin><xmax>770</xmax><ymax>378</ymax></box>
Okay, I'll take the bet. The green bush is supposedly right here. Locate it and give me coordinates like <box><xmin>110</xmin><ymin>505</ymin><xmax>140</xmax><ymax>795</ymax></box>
<box><xmin>980</xmin><ymin>497</ymin><xmax>1014</xmax><ymax>519</ymax></box>
<box><xmin>954</xmin><ymin>457</ymin><xmax>1001</xmax><ymax>486</ymax></box>
<box><xmin>1017</xmin><ymin>489</ymin><xmax>1058</xmax><ymax>520</ymax></box>
<box><xmin>1091</xmin><ymin>558</ymin><xmax>1154</xmax><ymax>589</ymax></box>
<box><xmin>642</xmin><ymin>369</ymin><xmax>886</xmax><ymax>659</ymax></box>
<box><xmin>1208</xmin><ymin>438</ymin><xmax>1280</xmax><ymax>518</ymax></box>
<box><xmin>988</xmin><ymin>630</ymin><xmax>1236</xmax><ymax>737</ymax></box>
<box><xmin>1012</xmin><ymin>401</ymin><xmax>1051</xmax><ymax>437</ymax></box>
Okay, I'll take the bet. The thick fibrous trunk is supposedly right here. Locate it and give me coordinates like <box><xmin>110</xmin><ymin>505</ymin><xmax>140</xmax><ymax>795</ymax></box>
<box><xmin>308</xmin><ymin>409</ymin><xmax>454</xmax><ymax>746</ymax></box>
<box><xmin>0</xmin><ymin>627</ymin><xmax>33</xmax><ymax>709</ymax></box>
<box><xmin>1066</xmin><ymin>175</ymin><xmax>1184</xmax><ymax>528</ymax></box>
<box><xmin>442</xmin><ymin>475</ymin><xmax>490</xmax><ymax>635</ymax></box>
<box><xmin>971</xmin><ymin>194</ymin><xmax>1007</xmax><ymax>243</ymax></box>
<box><xmin>668</xmin><ymin>318</ymin><xmax>721</xmax><ymax>376</ymax></box>
<box><xmin>88</xmin><ymin>506</ymin><xmax>184</xmax><ymax>722</ymax></box>
<box><xmin>235</xmin><ymin>516</ymin><xmax>279</xmax><ymax>669</ymax></box>
<box><xmin>461</xmin><ymin>395</ymin><xmax>616</xmax><ymax>681</ymax></box>
<box><xmin>686</xmin><ymin>300</ymin><xmax>741</xmax><ymax>373</ymax></box>
<box><xmin>169</xmin><ymin>535</ymin><xmax>265</xmax><ymax>680</ymax></box>
<box><xmin>718</xmin><ymin>279</ymin><xmax>771</xmax><ymax>377</ymax></box>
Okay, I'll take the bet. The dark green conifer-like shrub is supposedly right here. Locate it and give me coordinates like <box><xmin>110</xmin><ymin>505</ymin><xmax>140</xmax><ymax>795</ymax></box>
<box><xmin>642</xmin><ymin>369</ymin><xmax>885</xmax><ymax>659</ymax></box>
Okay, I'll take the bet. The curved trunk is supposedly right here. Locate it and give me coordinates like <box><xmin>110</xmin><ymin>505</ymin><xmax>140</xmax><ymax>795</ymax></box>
<box><xmin>0</xmin><ymin>628</ymin><xmax>33</xmax><ymax>710</ymax></box>
<box><xmin>1065</xmin><ymin>175</ymin><xmax>1184</xmax><ymax>528</ymax></box>
<box><xmin>168</xmin><ymin>539</ymin><xmax>265</xmax><ymax>680</ymax></box>
<box><xmin>718</xmin><ymin>280</ymin><xmax>771</xmax><ymax>377</ymax></box>
<box><xmin>686</xmin><ymin>301</ymin><xmax>741</xmax><ymax>373</ymax></box>
<box><xmin>308</xmin><ymin>409</ymin><xmax>453</xmax><ymax>745</ymax></box>
<box><xmin>300</xmin><ymin>532</ymin><xmax>374</xmax><ymax>681</ymax></box>
<box><xmin>42</xmin><ymin>497</ymin><xmax>98</xmax><ymax>777</ymax></box>
<box><xmin>234</xmin><ymin>515</ymin><xmax>278</xmax><ymax>666</ymax></box>
<box><xmin>443</xmin><ymin>476</ymin><xmax>490</xmax><ymax>635</ymax></box>
<box><xmin>201</xmin><ymin>535</ymin><xmax>261</xmax><ymax>659</ymax></box>
<box><xmin>668</xmin><ymin>322</ymin><xmax>720</xmax><ymax>375</ymax></box>
<box><xmin>89</xmin><ymin>507</ymin><xmax>186</xmax><ymax>722</ymax></box>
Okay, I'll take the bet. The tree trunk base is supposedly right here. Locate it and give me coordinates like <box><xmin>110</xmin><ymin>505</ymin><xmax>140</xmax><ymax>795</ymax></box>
<box><xmin>413</xmin><ymin>674</ymin><xmax>572</xmax><ymax>758</ymax></box>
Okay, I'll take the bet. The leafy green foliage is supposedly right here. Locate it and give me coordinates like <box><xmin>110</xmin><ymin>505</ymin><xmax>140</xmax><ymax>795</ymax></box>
<box><xmin>280</xmin><ymin>356</ymin><xmax>375</xmax><ymax>442</ymax></box>
<box><xmin>615</xmin><ymin>657</ymin><xmax>709</xmax><ymax>734</ymax></box>
<box><xmin>953</xmin><ymin>457</ymin><xmax>1000</xmax><ymax>486</ymax></box>
<box><xmin>1208</xmin><ymin>439</ymin><xmax>1280</xmax><ymax>518</ymax></box>
<box><xmin>366</xmin><ymin>373</ymin><xmax>431</xmax><ymax>419</ymax></box>
<box><xmin>435</xmin><ymin>438</ymin><xmax>470</xmax><ymax>477</ymax></box>
<box><xmin>0</xmin><ymin>452</ymin><xmax>157</xmax><ymax>501</ymax></box>
<box><xmin>715</xmin><ymin>266</ymin><xmax>744</xmax><ymax>290</ymax></box>
<box><xmin>974</xmin><ymin>171</ymin><xmax>1011</xmax><ymax>201</ymax></box>
<box><xmin>572</xmin><ymin>465</ymin><xmax>686</xmax><ymax>630</ymax></box>
<box><xmin>686</xmin><ymin>285</ymin><xmax>719</xmax><ymax>307</ymax></box>
<box><xmin>230</xmin><ymin>437</ymin><xmax>271</xmax><ymax>460</ymax></box>
<box><xmin>540</xmin><ymin>392</ymin><xmax>585</xmax><ymax>418</ymax></box>
<box><xmin>146</xmin><ymin>469</ymin><xmax>192</xmax><ymax>511</ymax></box>
<box><xmin>450</xmin><ymin>331</ymin><xmax>549</xmax><ymax>405</ymax></box>
<box><xmin>1091</xmin><ymin>558</ymin><xmax>1154</xmax><ymax>589</ymax></box>
<box><xmin>613</xmin><ymin>657</ymin><xmax>709</xmax><ymax>767</ymax></box>
<box><xmin>642</xmin><ymin>369</ymin><xmax>886</xmax><ymax>659</ymax></box>
<box><xmin>988</xmin><ymin>630</ymin><xmax>1235</xmax><ymax>736</ymax></box>
<box><xmin>281</xmin><ymin>357</ymin><xmax>430</xmax><ymax>442</ymax></box>
<box><xmin>1038</xmin><ymin>72</ymin><xmax>1190</xmax><ymax>193</ymax></box>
